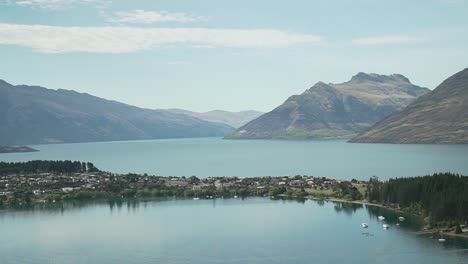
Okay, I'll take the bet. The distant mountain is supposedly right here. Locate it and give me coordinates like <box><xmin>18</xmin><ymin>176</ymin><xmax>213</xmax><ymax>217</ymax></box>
<box><xmin>0</xmin><ymin>79</ymin><xmax>234</xmax><ymax>145</ymax></box>
<box><xmin>351</xmin><ymin>68</ymin><xmax>468</xmax><ymax>144</ymax></box>
<box><xmin>226</xmin><ymin>73</ymin><xmax>429</xmax><ymax>140</ymax></box>
<box><xmin>166</xmin><ymin>109</ymin><xmax>264</xmax><ymax>128</ymax></box>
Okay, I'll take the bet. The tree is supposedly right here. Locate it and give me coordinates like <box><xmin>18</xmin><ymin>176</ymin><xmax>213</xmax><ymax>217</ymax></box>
<box><xmin>87</xmin><ymin>162</ymin><xmax>99</xmax><ymax>172</ymax></box>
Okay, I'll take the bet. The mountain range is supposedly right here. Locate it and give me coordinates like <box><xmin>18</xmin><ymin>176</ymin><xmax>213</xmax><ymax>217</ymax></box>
<box><xmin>351</xmin><ymin>68</ymin><xmax>468</xmax><ymax>144</ymax></box>
<box><xmin>165</xmin><ymin>109</ymin><xmax>264</xmax><ymax>128</ymax></box>
<box><xmin>0</xmin><ymin>79</ymin><xmax>234</xmax><ymax>145</ymax></box>
<box><xmin>226</xmin><ymin>73</ymin><xmax>430</xmax><ymax>140</ymax></box>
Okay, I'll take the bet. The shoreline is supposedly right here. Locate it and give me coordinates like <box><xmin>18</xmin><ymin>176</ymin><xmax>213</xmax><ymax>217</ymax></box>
<box><xmin>1</xmin><ymin>161</ymin><xmax>466</xmax><ymax>240</ymax></box>
<box><xmin>2</xmin><ymin>194</ymin><xmax>467</xmax><ymax>240</ymax></box>
<box><xmin>307</xmin><ymin>196</ymin><xmax>468</xmax><ymax>240</ymax></box>
<box><xmin>311</xmin><ymin>197</ymin><xmax>405</xmax><ymax>213</ymax></box>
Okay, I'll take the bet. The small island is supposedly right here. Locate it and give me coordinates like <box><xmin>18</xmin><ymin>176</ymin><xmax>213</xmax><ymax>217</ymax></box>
<box><xmin>0</xmin><ymin>146</ymin><xmax>38</xmax><ymax>154</ymax></box>
<box><xmin>0</xmin><ymin>160</ymin><xmax>466</xmax><ymax>239</ymax></box>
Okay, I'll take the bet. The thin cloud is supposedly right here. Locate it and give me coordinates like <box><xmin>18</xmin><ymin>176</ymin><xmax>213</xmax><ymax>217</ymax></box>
<box><xmin>352</xmin><ymin>35</ymin><xmax>424</xmax><ymax>45</ymax></box>
<box><xmin>12</xmin><ymin>0</ymin><xmax>107</xmax><ymax>9</ymax></box>
<box><xmin>107</xmin><ymin>10</ymin><xmax>207</xmax><ymax>24</ymax></box>
<box><xmin>0</xmin><ymin>23</ymin><xmax>322</xmax><ymax>53</ymax></box>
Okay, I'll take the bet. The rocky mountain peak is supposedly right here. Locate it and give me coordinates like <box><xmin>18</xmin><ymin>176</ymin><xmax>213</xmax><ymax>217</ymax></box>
<box><xmin>350</xmin><ymin>72</ymin><xmax>411</xmax><ymax>84</ymax></box>
<box><xmin>351</xmin><ymin>68</ymin><xmax>468</xmax><ymax>144</ymax></box>
<box><xmin>226</xmin><ymin>72</ymin><xmax>428</xmax><ymax>140</ymax></box>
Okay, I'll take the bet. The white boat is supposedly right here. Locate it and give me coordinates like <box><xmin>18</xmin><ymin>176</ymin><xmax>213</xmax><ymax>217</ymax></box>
<box><xmin>438</xmin><ymin>238</ymin><xmax>446</xmax><ymax>243</ymax></box>
<box><xmin>362</xmin><ymin>223</ymin><xmax>369</xmax><ymax>228</ymax></box>
<box><xmin>233</xmin><ymin>195</ymin><xmax>238</xmax><ymax>199</ymax></box>
<box><xmin>383</xmin><ymin>224</ymin><xmax>390</xmax><ymax>229</ymax></box>
<box><xmin>378</xmin><ymin>216</ymin><xmax>385</xmax><ymax>221</ymax></box>
<box><xmin>398</xmin><ymin>217</ymin><xmax>405</xmax><ymax>222</ymax></box>
<box><xmin>396</xmin><ymin>223</ymin><xmax>400</xmax><ymax>227</ymax></box>
<box><xmin>193</xmin><ymin>197</ymin><xmax>200</xmax><ymax>200</ymax></box>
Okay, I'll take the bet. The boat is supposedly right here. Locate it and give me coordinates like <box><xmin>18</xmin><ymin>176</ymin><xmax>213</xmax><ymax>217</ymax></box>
<box><xmin>193</xmin><ymin>197</ymin><xmax>200</xmax><ymax>200</ymax></box>
<box><xmin>398</xmin><ymin>217</ymin><xmax>405</xmax><ymax>222</ymax></box>
<box><xmin>233</xmin><ymin>195</ymin><xmax>238</xmax><ymax>199</ymax></box>
<box><xmin>396</xmin><ymin>223</ymin><xmax>400</xmax><ymax>227</ymax></box>
<box><xmin>438</xmin><ymin>238</ymin><xmax>446</xmax><ymax>243</ymax></box>
<box><xmin>378</xmin><ymin>216</ymin><xmax>385</xmax><ymax>221</ymax></box>
<box><xmin>362</xmin><ymin>223</ymin><xmax>369</xmax><ymax>228</ymax></box>
<box><xmin>383</xmin><ymin>224</ymin><xmax>390</xmax><ymax>229</ymax></box>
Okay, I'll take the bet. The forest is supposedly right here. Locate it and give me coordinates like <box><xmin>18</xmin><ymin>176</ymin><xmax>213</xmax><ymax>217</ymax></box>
<box><xmin>367</xmin><ymin>173</ymin><xmax>468</xmax><ymax>226</ymax></box>
<box><xmin>0</xmin><ymin>160</ymin><xmax>99</xmax><ymax>175</ymax></box>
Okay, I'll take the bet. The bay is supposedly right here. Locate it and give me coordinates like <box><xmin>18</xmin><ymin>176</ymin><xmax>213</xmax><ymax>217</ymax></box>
<box><xmin>0</xmin><ymin>198</ymin><xmax>467</xmax><ymax>264</ymax></box>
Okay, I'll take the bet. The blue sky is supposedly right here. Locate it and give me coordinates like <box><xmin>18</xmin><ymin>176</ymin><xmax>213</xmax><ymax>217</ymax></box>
<box><xmin>0</xmin><ymin>0</ymin><xmax>467</xmax><ymax>112</ymax></box>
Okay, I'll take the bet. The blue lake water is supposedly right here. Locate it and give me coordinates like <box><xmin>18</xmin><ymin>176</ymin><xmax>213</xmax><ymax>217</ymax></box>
<box><xmin>0</xmin><ymin>198</ymin><xmax>467</xmax><ymax>264</ymax></box>
<box><xmin>1</xmin><ymin>138</ymin><xmax>467</xmax><ymax>179</ymax></box>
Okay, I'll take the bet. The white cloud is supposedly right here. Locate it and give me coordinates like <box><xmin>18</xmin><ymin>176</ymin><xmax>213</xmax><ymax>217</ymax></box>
<box><xmin>0</xmin><ymin>23</ymin><xmax>322</xmax><ymax>53</ymax></box>
<box><xmin>106</xmin><ymin>10</ymin><xmax>207</xmax><ymax>24</ymax></box>
<box><xmin>352</xmin><ymin>35</ymin><xmax>423</xmax><ymax>45</ymax></box>
<box><xmin>11</xmin><ymin>0</ymin><xmax>107</xmax><ymax>9</ymax></box>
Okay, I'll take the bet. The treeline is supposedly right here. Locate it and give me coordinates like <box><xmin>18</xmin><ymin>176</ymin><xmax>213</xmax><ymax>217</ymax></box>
<box><xmin>0</xmin><ymin>160</ymin><xmax>99</xmax><ymax>175</ymax></box>
<box><xmin>367</xmin><ymin>173</ymin><xmax>468</xmax><ymax>225</ymax></box>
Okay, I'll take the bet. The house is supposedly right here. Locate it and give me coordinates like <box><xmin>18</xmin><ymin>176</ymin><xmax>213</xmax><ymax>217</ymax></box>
<box><xmin>62</xmin><ymin>187</ymin><xmax>74</xmax><ymax>193</ymax></box>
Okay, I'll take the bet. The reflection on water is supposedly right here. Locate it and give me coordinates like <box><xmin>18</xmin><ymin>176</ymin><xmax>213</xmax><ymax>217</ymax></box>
<box><xmin>333</xmin><ymin>201</ymin><xmax>363</xmax><ymax>215</ymax></box>
<box><xmin>0</xmin><ymin>198</ymin><xmax>467</xmax><ymax>264</ymax></box>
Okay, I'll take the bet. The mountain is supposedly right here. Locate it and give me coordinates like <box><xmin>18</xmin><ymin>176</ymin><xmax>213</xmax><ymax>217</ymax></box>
<box><xmin>166</xmin><ymin>109</ymin><xmax>264</xmax><ymax>128</ymax></box>
<box><xmin>0</xmin><ymin>79</ymin><xmax>234</xmax><ymax>145</ymax></box>
<box><xmin>351</xmin><ymin>68</ymin><xmax>468</xmax><ymax>144</ymax></box>
<box><xmin>226</xmin><ymin>73</ymin><xmax>429</xmax><ymax>140</ymax></box>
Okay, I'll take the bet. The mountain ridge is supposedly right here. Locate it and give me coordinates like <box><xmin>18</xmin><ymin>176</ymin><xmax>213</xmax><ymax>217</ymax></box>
<box><xmin>226</xmin><ymin>73</ymin><xmax>429</xmax><ymax>140</ymax></box>
<box><xmin>0</xmin><ymin>79</ymin><xmax>234</xmax><ymax>145</ymax></box>
<box><xmin>351</xmin><ymin>68</ymin><xmax>468</xmax><ymax>144</ymax></box>
<box><xmin>165</xmin><ymin>109</ymin><xmax>264</xmax><ymax>128</ymax></box>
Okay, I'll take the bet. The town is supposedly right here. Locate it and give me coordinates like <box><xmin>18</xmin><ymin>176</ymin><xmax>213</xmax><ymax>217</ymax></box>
<box><xmin>0</xmin><ymin>161</ymin><xmax>364</xmax><ymax>204</ymax></box>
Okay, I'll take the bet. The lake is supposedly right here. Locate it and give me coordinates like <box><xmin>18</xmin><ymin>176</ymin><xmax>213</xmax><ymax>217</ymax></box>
<box><xmin>0</xmin><ymin>198</ymin><xmax>467</xmax><ymax>264</ymax></box>
<box><xmin>1</xmin><ymin>138</ymin><xmax>467</xmax><ymax>179</ymax></box>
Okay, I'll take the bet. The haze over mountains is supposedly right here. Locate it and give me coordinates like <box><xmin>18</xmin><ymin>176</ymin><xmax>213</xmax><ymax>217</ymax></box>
<box><xmin>166</xmin><ymin>109</ymin><xmax>264</xmax><ymax>128</ymax></box>
<box><xmin>352</xmin><ymin>68</ymin><xmax>468</xmax><ymax>144</ymax></box>
<box><xmin>227</xmin><ymin>73</ymin><xmax>430</xmax><ymax>140</ymax></box>
<box><xmin>2</xmin><ymin>68</ymin><xmax>465</xmax><ymax>146</ymax></box>
<box><xmin>0</xmin><ymin>80</ymin><xmax>234</xmax><ymax>145</ymax></box>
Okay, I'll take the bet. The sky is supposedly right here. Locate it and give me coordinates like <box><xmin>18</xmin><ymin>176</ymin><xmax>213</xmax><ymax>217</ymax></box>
<box><xmin>0</xmin><ymin>0</ymin><xmax>467</xmax><ymax>112</ymax></box>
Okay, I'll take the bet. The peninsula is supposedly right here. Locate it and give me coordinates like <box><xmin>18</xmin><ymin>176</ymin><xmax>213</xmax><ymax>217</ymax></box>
<box><xmin>0</xmin><ymin>146</ymin><xmax>38</xmax><ymax>154</ymax></box>
<box><xmin>0</xmin><ymin>160</ymin><xmax>466</xmax><ymax>238</ymax></box>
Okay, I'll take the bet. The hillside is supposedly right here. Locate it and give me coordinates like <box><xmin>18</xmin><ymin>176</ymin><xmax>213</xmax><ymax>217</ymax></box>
<box><xmin>351</xmin><ymin>68</ymin><xmax>468</xmax><ymax>144</ymax></box>
<box><xmin>226</xmin><ymin>73</ymin><xmax>429</xmax><ymax>139</ymax></box>
<box><xmin>0</xmin><ymin>80</ymin><xmax>234</xmax><ymax>145</ymax></box>
<box><xmin>166</xmin><ymin>109</ymin><xmax>264</xmax><ymax>128</ymax></box>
